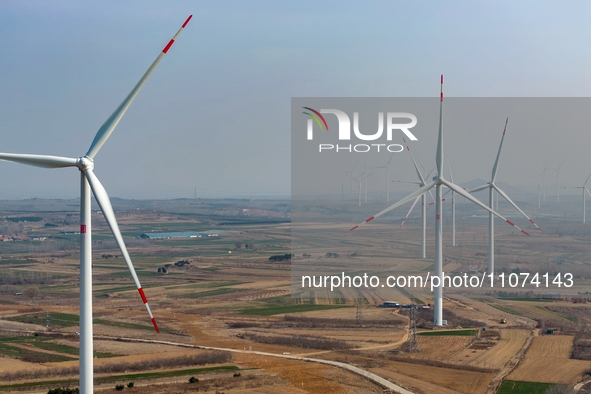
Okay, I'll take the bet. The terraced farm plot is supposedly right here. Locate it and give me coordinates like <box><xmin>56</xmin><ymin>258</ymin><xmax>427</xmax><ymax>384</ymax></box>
<box><xmin>508</xmin><ymin>335</ymin><xmax>591</xmax><ymax>384</ymax></box>
<box><xmin>169</xmin><ymin>287</ymin><xmax>244</xmax><ymax>299</ymax></box>
<box><xmin>0</xmin><ymin>342</ymin><xmax>76</xmax><ymax>363</ymax></box>
<box><xmin>407</xmin><ymin>336</ymin><xmax>473</xmax><ymax>361</ymax></box>
<box><xmin>417</xmin><ymin>329</ymin><xmax>477</xmax><ymax>336</ymax></box>
<box><xmin>5</xmin><ymin>312</ymin><xmax>79</xmax><ymax>327</ymax></box>
<box><xmin>29</xmin><ymin>341</ymin><xmax>116</xmax><ymax>358</ymax></box>
<box><xmin>468</xmin><ymin>329</ymin><xmax>529</xmax><ymax>369</ymax></box>
<box><xmin>239</xmin><ymin>303</ymin><xmax>351</xmax><ymax>316</ymax></box>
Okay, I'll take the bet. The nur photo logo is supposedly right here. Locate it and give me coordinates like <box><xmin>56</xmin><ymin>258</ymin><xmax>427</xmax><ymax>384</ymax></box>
<box><xmin>302</xmin><ymin>107</ymin><xmax>418</xmax><ymax>153</ymax></box>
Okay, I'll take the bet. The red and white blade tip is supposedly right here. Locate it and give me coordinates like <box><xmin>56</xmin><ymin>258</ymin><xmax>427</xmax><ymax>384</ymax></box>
<box><xmin>350</xmin><ymin>216</ymin><xmax>374</xmax><ymax>231</ymax></box>
<box><xmin>162</xmin><ymin>15</ymin><xmax>193</xmax><ymax>54</ymax></box>
<box><xmin>138</xmin><ymin>288</ymin><xmax>160</xmax><ymax>333</ymax></box>
<box><xmin>182</xmin><ymin>15</ymin><xmax>193</xmax><ymax>28</ymax></box>
<box><xmin>529</xmin><ymin>218</ymin><xmax>544</xmax><ymax>232</ymax></box>
<box><xmin>505</xmin><ymin>219</ymin><xmax>530</xmax><ymax>236</ymax></box>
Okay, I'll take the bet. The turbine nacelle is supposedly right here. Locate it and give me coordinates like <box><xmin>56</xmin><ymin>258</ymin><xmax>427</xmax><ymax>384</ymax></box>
<box><xmin>77</xmin><ymin>156</ymin><xmax>94</xmax><ymax>171</ymax></box>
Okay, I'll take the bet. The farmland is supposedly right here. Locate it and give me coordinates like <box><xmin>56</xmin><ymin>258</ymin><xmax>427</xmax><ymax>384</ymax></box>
<box><xmin>0</xmin><ymin>198</ymin><xmax>590</xmax><ymax>393</ymax></box>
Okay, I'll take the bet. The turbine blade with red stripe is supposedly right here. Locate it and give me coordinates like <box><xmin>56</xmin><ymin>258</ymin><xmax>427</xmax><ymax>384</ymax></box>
<box><xmin>441</xmin><ymin>179</ymin><xmax>529</xmax><ymax>236</ymax></box>
<box><xmin>402</xmin><ymin>138</ymin><xmax>427</xmax><ymax>185</ymax></box>
<box><xmin>350</xmin><ymin>180</ymin><xmax>437</xmax><ymax>231</ymax></box>
<box><xmin>494</xmin><ymin>184</ymin><xmax>543</xmax><ymax>232</ymax></box>
<box><xmin>84</xmin><ymin>169</ymin><xmax>160</xmax><ymax>332</ymax></box>
<box><xmin>400</xmin><ymin>196</ymin><xmax>421</xmax><ymax>228</ymax></box>
<box><xmin>86</xmin><ymin>15</ymin><xmax>192</xmax><ymax>159</ymax></box>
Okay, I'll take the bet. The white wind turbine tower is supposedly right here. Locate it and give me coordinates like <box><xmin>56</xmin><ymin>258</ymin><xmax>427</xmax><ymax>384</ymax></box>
<box><xmin>0</xmin><ymin>15</ymin><xmax>192</xmax><ymax>393</ymax></box>
<box><xmin>565</xmin><ymin>173</ymin><xmax>591</xmax><ymax>223</ymax></box>
<box><xmin>552</xmin><ymin>163</ymin><xmax>564</xmax><ymax>203</ymax></box>
<box><xmin>346</xmin><ymin>171</ymin><xmax>371</xmax><ymax>206</ymax></box>
<box><xmin>396</xmin><ymin>138</ymin><xmax>435</xmax><ymax>259</ymax></box>
<box><xmin>540</xmin><ymin>161</ymin><xmax>549</xmax><ymax>203</ymax></box>
<box><xmin>344</xmin><ymin>160</ymin><xmax>359</xmax><ymax>194</ymax></box>
<box><xmin>373</xmin><ymin>153</ymin><xmax>395</xmax><ymax>203</ymax></box>
<box><xmin>350</xmin><ymin>75</ymin><xmax>529</xmax><ymax>326</ymax></box>
<box><xmin>467</xmin><ymin>118</ymin><xmax>542</xmax><ymax>275</ymax></box>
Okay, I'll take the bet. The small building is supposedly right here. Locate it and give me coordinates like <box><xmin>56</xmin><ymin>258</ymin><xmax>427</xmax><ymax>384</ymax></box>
<box><xmin>379</xmin><ymin>301</ymin><xmax>400</xmax><ymax>308</ymax></box>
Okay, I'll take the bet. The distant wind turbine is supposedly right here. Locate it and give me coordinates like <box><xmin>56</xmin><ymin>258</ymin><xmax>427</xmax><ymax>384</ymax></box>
<box><xmin>396</xmin><ymin>138</ymin><xmax>435</xmax><ymax>259</ymax></box>
<box><xmin>551</xmin><ymin>163</ymin><xmax>564</xmax><ymax>203</ymax></box>
<box><xmin>350</xmin><ymin>76</ymin><xmax>529</xmax><ymax>326</ymax></box>
<box><xmin>0</xmin><ymin>15</ymin><xmax>192</xmax><ymax>393</ymax></box>
<box><xmin>565</xmin><ymin>173</ymin><xmax>591</xmax><ymax>223</ymax></box>
<box><xmin>539</xmin><ymin>161</ymin><xmax>549</xmax><ymax>203</ymax></box>
<box><xmin>373</xmin><ymin>153</ymin><xmax>395</xmax><ymax>203</ymax></box>
<box><xmin>467</xmin><ymin>118</ymin><xmax>542</xmax><ymax>274</ymax></box>
<box><xmin>346</xmin><ymin>171</ymin><xmax>372</xmax><ymax>207</ymax></box>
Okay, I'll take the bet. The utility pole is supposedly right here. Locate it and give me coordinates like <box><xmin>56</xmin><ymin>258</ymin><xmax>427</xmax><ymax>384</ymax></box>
<box><xmin>407</xmin><ymin>296</ymin><xmax>419</xmax><ymax>352</ymax></box>
<box><xmin>355</xmin><ymin>296</ymin><xmax>363</xmax><ymax>327</ymax></box>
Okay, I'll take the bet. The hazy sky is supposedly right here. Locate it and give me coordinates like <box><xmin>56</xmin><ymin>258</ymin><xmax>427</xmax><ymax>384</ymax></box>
<box><xmin>1</xmin><ymin>1</ymin><xmax>591</xmax><ymax>199</ymax></box>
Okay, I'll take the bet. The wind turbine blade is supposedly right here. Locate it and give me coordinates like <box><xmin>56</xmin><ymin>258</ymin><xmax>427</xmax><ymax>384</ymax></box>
<box><xmin>441</xmin><ymin>179</ymin><xmax>530</xmax><ymax>236</ymax></box>
<box><xmin>86</xmin><ymin>15</ymin><xmax>193</xmax><ymax>159</ymax></box>
<box><xmin>584</xmin><ymin>172</ymin><xmax>591</xmax><ymax>187</ymax></box>
<box><xmin>491</xmin><ymin>118</ymin><xmax>509</xmax><ymax>183</ymax></box>
<box><xmin>586</xmin><ymin>187</ymin><xmax>591</xmax><ymax>198</ymax></box>
<box><xmin>400</xmin><ymin>196</ymin><xmax>421</xmax><ymax>228</ymax></box>
<box><xmin>393</xmin><ymin>180</ymin><xmax>422</xmax><ymax>185</ymax></box>
<box><xmin>402</xmin><ymin>138</ymin><xmax>427</xmax><ymax>184</ymax></box>
<box><xmin>435</xmin><ymin>75</ymin><xmax>444</xmax><ymax>177</ymax></box>
<box><xmin>493</xmin><ymin>185</ymin><xmax>543</xmax><ymax>232</ymax></box>
<box><xmin>468</xmin><ymin>184</ymin><xmax>490</xmax><ymax>194</ymax></box>
<box><xmin>0</xmin><ymin>153</ymin><xmax>78</xmax><ymax>168</ymax></box>
<box><xmin>447</xmin><ymin>157</ymin><xmax>454</xmax><ymax>183</ymax></box>
<box><xmin>350</xmin><ymin>180</ymin><xmax>437</xmax><ymax>231</ymax></box>
<box><xmin>84</xmin><ymin>169</ymin><xmax>160</xmax><ymax>333</ymax></box>
<box><xmin>428</xmin><ymin>189</ymin><xmax>435</xmax><ymax>204</ymax></box>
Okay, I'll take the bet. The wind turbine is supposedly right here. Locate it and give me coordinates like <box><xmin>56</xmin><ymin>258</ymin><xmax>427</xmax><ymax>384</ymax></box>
<box><xmin>565</xmin><ymin>173</ymin><xmax>591</xmax><ymax>223</ymax></box>
<box><xmin>396</xmin><ymin>138</ymin><xmax>435</xmax><ymax>259</ymax></box>
<box><xmin>0</xmin><ymin>15</ymin><xmax>192</xmax><ymax>393</ymax></box>
<box><xmin>540</xmin><ymin>161</ymin><xmax>549</xmax><ymax>203</ymax></box>
<box><xmin>466</xmin><ymin>118</ymin><xmax>542</xmax><ymax>275</ymax></box>
<box><xmin>350</xmin><ymin>75</ymin><xmax>529</xmax><ymax>326</ymax></box>
<box><xmin>346</xmin><ymin>171</ymin><xmax>371</xmax><ymax>206</ymax></box>
<box><xmin>344</xmin><ymin>160</ymin><xmax>360</xmax><ymax>194</ymax></box>
<box><xmin>373</xmin><ymin>153</ymin><xmax>395</xmax><ymax>203</ymax></box>
<box><xmin>552</xmin><ymin>163</ymin><xmax>564</xmax><ymax>203</ymax></box>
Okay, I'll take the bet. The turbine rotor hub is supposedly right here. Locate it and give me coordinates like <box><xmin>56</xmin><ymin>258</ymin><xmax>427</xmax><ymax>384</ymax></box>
<box><xmin>77</xmin><ymin>156</ymin><xmax>94</xmax><ymax>171</ymax></box>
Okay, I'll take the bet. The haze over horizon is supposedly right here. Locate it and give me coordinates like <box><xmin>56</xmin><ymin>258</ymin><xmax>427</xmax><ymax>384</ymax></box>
<box><xmin>1</xmin><ymin>1</ymin><xmax>591</xmax><ymax>200</ymax></box>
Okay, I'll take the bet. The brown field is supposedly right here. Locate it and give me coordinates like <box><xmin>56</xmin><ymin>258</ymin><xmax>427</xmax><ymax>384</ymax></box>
<box><xmin>508</xmin><ymin>335</ymin><xmax>591</xmax><ymax>383</ymax></box>
<box><xmin>409</xmin><ymin>336</ymin><xmax>473</xmax><ymax>361</ymax></box>
<box><xmin>468</xmin><ymin>329</ymin><xmax>530</xmax><ymax>369</ymax></box>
